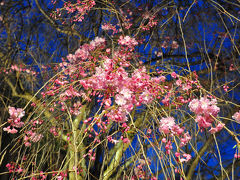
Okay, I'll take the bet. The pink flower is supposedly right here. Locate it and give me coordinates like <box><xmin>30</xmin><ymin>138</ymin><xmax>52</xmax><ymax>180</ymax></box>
<box><xmin>147</xmin><ymin>129</ymin><xmax>152</xmax><ymax>134</ymax></box>
<box><xmin>140</xmin><ymin>90</ymin><xmax>153</xmax><ymax>104</ymax></box>
<box><xmin>176</xmin><ymin>79</ymin><xmax>182</xmax><ymax>86</ymax></box>
<box><xmin>24</xmin><ymin>131</ymin><xmax>43</xmax><ymax>145</ymax></box>
<box><xmin>180</xmin><ymin>153</ymin><xmax>191</xmax><ymax>162</ymax></box>
<box><xmin>188</xmin><ymin>98</ymin><xmax>201</xmax><ymax>114</ymax></box>
<box><xmin>158</xmin><ymin>76</ymin><xmax>166</xmax><ymax>82</ymax></box>
<box><xmin>16</xmin><ymin>167</ymin><xmax>23</xmax><ymax>173</ymax></box>
<box><xmin>234</xmin><ymin>153</ymin><xmax>240</xmax><ymax>159</ymax></box>
<box><xmin>175</xmin><ymin>152</ymin><xmax>180</xmax><ymax>158</ymax></box>
<box><xmin>180</xmin><ymin>132</ymin><xmax>191</xmax><ymax>147</ymax></box>
<box><xmin>115</xmin><ymin>94</ymin><xmax>127</xmax><ymax>106</ymax></box>
<box><xmin>189</xmin><ymin>97</ymin><xmax>220</xmax><ymax>116</ymax></box>
<box><xmin>195</xmin><ymin>115</ymin><xmax>212</xmax><ymax>128</ymax></box>
<box><xmin>104</xmin><ymin>98</ymin><xmax>112</xmax><ymax>107</ymax></box>
<box><xmin>30</xmin><ymin>133</ymin><xmax>43</xmax><ymax>142</ymax></box>
<box><xmin>189</xmin><ymin>97</ymin><xmax>222</xmax><ymax>131</ymax></box>
<box><xmin>182</xmin><ymin>84</ymin><xmax>192</xmax><ymax>91</ymax></box>
<box><xmin>3</xmin><ymin>107</ymin><xmax>25</xmax><ymax>134</ymax></box>
<box><xmin>209</xmin><ymin>123</ymin><xmax>225</xmax><ymax>134</ymax></box>
<box><xmin>75</xmin><ymin>47</ymin><xmax>89</xmax><ymax>60</ymax></box>
<box><xmin>107</xmin><ymin>108</ymin><xmax>128</xmax><ymax>123</ymax></box>
<box><xmin>171</xmin><ymin>72</ymin><xmax>178</xmax><ymax>78</ymax></box>
<box><xmin>118</xmin><ymin>36</ymin><xmax>138</xmax><ymax>48</ymax></box>
<box><xmin>159</xmin><ymin>117</ymin><xmax>175</xmax><ymax>134</ymax></box>
<box><xmin>223</xmin><ymin>85</ymin><xmax>229</xmax><ymax>92</ymax></box>
<box><xmin>102</xmin><ymin>23</ymin><xmax>118</xmax><ymax>34</ymax></box>
<box><xmin>119</xmin><ymin>88</ymin><xmax>132</xmax><ymax>99</ymax></box>
<box><xmin>162</xmin><ymin>137</ymin><xmax>167</xmax><ymax>143</ymax></box>
<box><xmin>122</xmin><ymin>137</ymin><xmax>130</xmax><ymax>144</ymax></box>
<box><xmin>8</xmin><ymin>106</ymin><xmax>25</xmax><ymax>119</ymax></box>
<box><xmin>90</xmin><ymin>37</ymin><xmax>105</xmax><ymax>48</ymax></box>
<box><xmin>24</xmin><ymin>141</ymin><xmax>31</xmax><ymax>147</ymax></box>
<box><xmin>165</xmin><ymin>141</ymin><xmax>172</xmax><ymax>154</ymax></box>
<box><xmin>232</xmin><ymin>111</ymin><xmax>240</xmax><ymax>122</ymax></box>
<box><xmin>229</xmin><ymin>64</ymin><xmax>236</xmax><ymax>71</ymax></box>
<box><xmin>200</xmin><ymin>98</ymin><xmax>211</xmax><ymax>111</ymax></box>
<box><xmin>3</xmin><ymin>126</ymin><xmax>18</xmax><ymax>134</ymax></box>
<box><xmin>216</xmin><ymin>123</ymin><xmax>225</xmax><ymax>131</ymax></box>
<box><xmin>171</xmin><ymin>125</ymin><xmax>184</xmax><ymax>135</ymax></box>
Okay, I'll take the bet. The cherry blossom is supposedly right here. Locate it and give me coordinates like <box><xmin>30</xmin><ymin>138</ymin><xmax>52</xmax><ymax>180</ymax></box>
<box><xmin>209</xmin><ymin>123</ymin><xmax>225</xmax><ymax>134</ymax></box>
<box><xmin>3</xmin><ymin>107</ymin><xmax>25</xmax><ymax>134</ymax></box>
<box><xmin>159</xmin><ymin>117</ymin><xmax>176</xmax><ymax>134</ymax></box>
<box><xmin>189</xmin><ymin>97</ymin><xmax>222</xmax><ymax>132</ymax></box>
<box><xmin>180</xmin><ymin>132</ymin><xmax>191</xmax><ymax>147</ymax></box>
<box><xmin>3</xmin><ymin>126</ymin><xmax>18</xmax><ymax>134</ymax></box>
<box><xmin>232</xmin><ymin>111</ymin><xmax>240</xmax><ymax>123</ymax></box>
<box><xmin>118</xmin><ymin>35</ymin><xmax>138</xmax><ymax>49</ymax></box>
<box><xmin>189</xmin><ymin>97</ymin><xmax>220</xmax><ymax>116</ymax></box>
<box><xmin>53</xmin><ymin>0</ymin><xmax>96</xmax><ymax>22</ymax></box>
<box><xmin>180</xmin><ymin>153</ymin><xmax>192</xmax><ymax>163</ymax></box>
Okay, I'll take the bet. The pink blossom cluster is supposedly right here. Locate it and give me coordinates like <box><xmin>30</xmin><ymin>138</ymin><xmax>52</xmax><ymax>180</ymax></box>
<box><xmin>67</xmin><ymin>37</ymin><xmax>105</xmax><ymax>63</ymax></box>
<box><xmin>40</xmin><ymin>37</ymin><xmax>107</xmax><ymax>113</ymax></box>
<box><xmin>1</xmin><ymin>64</ymin><xmax>37</xmax><ymax>76</ymax></box>
<box><xmin>70</xmin><ymin>101</ymin><xmax>82</xmax><ymax>115</ymax></box>
<box><xmin>159</xmin><ymin>117</ymin><xmax>183</xmax><ymax>135</ymax></box>
<box><xmin>189</xmin><ymin>97</ymin><xmax>224</xmax><ymax>133</ymax></box>
<box><xmin>6</xmin><ymin>162</ymin><xmax>23</xmax><ymax>174</ymax></box>
<box><xmin>24</xmin><ymin>130</ymin><xmax>43</xmax><ymax>147</ymax></box>
<box><xmin>54</xmin><ymin>0</ymin><xmax>96</xmax><ymax>22</ymax></box>
<box><xmin>234</xmin><ymin>152</ymin><xmax>240</xmax><ymax>159</ymax></box>
<box><xmin>80</xmin><ymin>63</ymin><xmax>162</xmax><ymax>122</ymax></box>
<box><xmin>121</xmin><ymin>136</ymin><xmax>130</xmax><ymax>144</ymax></box>
<box><xmin>155</xmin><ymin>71</ymin><xmax>199</xmax><ymax>108</ymax></box>
<box><xmin>3</xmin><ymin>106</ymin><xmax>25</xmax><ymax>134</ymax></box>
<box><xmin>159</xmin><ymin>117</ymin><xmax>191</xmax><ymax>146</ymax></box>
<box><xmin>175</xmin><ymin>152</ymin><xmax>192</xmax><ymax>163</ymax></box>
<box><xmin>118</xmin><ymin>35</ymin><xmax>138</xmax><ymax>50</ymax></box>
<box><xmin>83</xmin><ymin>149</ymin><xmax>96</xmax><ymax>161</ymax></box>
<box><xmin>50</xmin><ymin>126</ymin><xmax>59</xmax><ymax>136</ymax></box>
<box><xmin>159</xmin><ymin>117</ymin><xmax>191</xmax><ymax>155</ymax></box>
<box><xmin>164</xmin><ymin>140</ymin><xmax>173</xmax><ymax>154</ymax></box>
<box><xmin>119</xmin><ymin>8</ymin><xmax>133</xmax><ymax>30</ymax></box>
<box><xmin>232</xmin><ymin>110</ymin><xmax>240</xmax><ymax>123</ymax></box>
<box><xmin>134</xmin><ymin>158</ymin><xmax>151</xmax><ymax>179</ymax></box>
<box><xmin>141</xmin><ymin>15</ymin><xmax>158</xmax><ymax>31</ymax></box>
<box><xmin>59</xmin><ymin>86</ymin><xmax>81</xmax><ymax>100</ymax></box>
<box><xmin>223</xmin><ymin>85</ymin><xmax>229</xmax><ymax>92</ymax></box>
<box><xmin>107</xmin><ymin>136</ymin><xmax>119</xmax><ymax>144</ymax></box>
<box><xmin>90</xmin><ymin>37</ymin><xmax>105</xmax><ymax>48</ymax></box>
<box><xmin>179</xmin><ymin>132</ymin><xmax>191</xmax><ymax>147</ymax></box>
<box><xmin>43</xmin><ymin>36</ymin><xmax>157</xmax><ymax>124</ymax></box>
<box><xmin>102</xmin><ymin>23</ymin><xmax>118</xmax><ymax>35</ymax></box>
